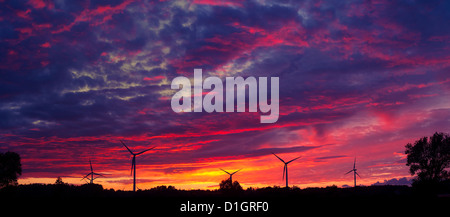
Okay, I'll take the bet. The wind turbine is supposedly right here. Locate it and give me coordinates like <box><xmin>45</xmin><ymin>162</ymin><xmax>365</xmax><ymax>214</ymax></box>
<box><xmin>219</xmin><ymin>168</ymin><xmax>242</xmax><ymax>183</ymax></box>
<box><xmin>272</xmin><ymin>153</ymin><xmax>301</xmax><ymax>188</ymax></box>
<box><xmin>81</xmin><ymin>159</ymin><xmax>104</xmax><ymax>184</ymax></box>
<box><xmin>345</xmin><ymin>157</ymin><xmax>361</xmax><ymax>187</ymax></box>
<box><xmin>120</xmin><ymin>140</ymin><xmax>155</xmax><ymax>192</ymax></box>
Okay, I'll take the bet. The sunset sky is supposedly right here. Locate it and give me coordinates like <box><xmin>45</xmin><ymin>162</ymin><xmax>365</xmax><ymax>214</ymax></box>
<box><xmin>1</xmin><ymin>0</ymin><xmax>449</xmax><ymax>190</ymax></box>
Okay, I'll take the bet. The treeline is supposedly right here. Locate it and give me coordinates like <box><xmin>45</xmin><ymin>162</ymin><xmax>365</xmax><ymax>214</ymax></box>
<box><xmin>2</xmin><ymin>182</ymin><xmax>450</xmax><ymax>199</ymax></box>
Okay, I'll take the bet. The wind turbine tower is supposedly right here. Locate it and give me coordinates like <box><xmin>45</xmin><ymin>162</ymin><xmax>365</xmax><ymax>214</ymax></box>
<box><xmin>345</xmin><ymin>158</ymin><xmax>361</xmax><ymax>187</ymax></box>
<box><xmin>81</xmin><ymin>159</ymin><xmax>104</xmax><ymax>184</ymax></box>
<box><xmin>120</xmin><ymin>140</ymin><xmax>155</xmax><ymax>192</ymax></box>
<box><xmin>272</xmin><ymin>153</ymin><xmax>301</xmax><ymax>188</ymax></box>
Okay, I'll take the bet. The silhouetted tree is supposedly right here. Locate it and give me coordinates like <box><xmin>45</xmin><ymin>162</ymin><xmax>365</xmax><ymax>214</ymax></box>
<box><xmin>405</xmin><ymin>132</ymin><xmax>450</xmax><ymax>185</ymax></box>
<box><xmin>55</xmin><ymin>177</ymin><xmax>65</xmax><ymax>185</ymax></box>
<box><xmin>152</xmin><ymin>185</ymin><xmax>176</xmax><ymax>191</ymax></box>
<box><xmin>219</xmin><ymin>179</ymin><xmax>243</xmax><ymax>191</ymax></box>
<box><xmin>0</xmin><ymin>151</ymin><xmax>22</xmax><ymax>188</ymax></box>
<box><xmin>80</xmin><ymin>183</ymin><xmax>103</xmax><ymax>193</ymax></box>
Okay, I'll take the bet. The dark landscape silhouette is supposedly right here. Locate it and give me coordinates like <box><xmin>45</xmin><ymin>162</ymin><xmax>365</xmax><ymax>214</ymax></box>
<box><xmin>1</xmin><ymin>180</ymin><xmax>450</xmax><ymax>216</ymax></box>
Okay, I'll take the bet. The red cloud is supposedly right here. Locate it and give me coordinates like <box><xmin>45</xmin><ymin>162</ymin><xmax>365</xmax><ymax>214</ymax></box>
<box><xmin>28</xmin><ymin>0</ymin><xmax>54</xmax><ymax>9</ymax></box>
<box><xmin>143</xmin><ymin>75</ymin><xmax>166</xmax><ymax>81</ymax></box>
<box><xmin>52</xmin><ymin>0</ymin><xmax>135</xmax><ymax>34</ymax></box>
<box><xmin>192</xmin><ymin>0</ymin><xmax>244</xmax><ymax>7</ymax></box>
<box><xmin>40</xmin><ymin>42</ymin><xmax>51</xmax><ymax>48</ymax></box>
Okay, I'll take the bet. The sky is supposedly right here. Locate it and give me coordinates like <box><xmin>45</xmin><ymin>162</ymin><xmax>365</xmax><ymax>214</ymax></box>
<box><xmin>1</xmin><ymin>0</ymin><xmax>449</xmax><ymax>190</ymax></box>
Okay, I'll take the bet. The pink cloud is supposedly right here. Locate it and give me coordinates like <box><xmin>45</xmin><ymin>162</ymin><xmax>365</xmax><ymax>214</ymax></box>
<box><xmin>143</xmin><ymin>75</ymin><xmax>166</xmax><ymax>81</ymax></box>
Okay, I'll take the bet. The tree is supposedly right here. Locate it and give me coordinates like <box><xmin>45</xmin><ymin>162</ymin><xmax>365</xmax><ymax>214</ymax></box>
<box><xmin>405</xmin><ymin>132</ymin><xmax>450</xmax><ymax>185</ymax></box>
<box><xmin>55</xmin><ymin>177</ymin><xmax>65</xmax><ymax>185</ymax></box>
<box><xmin>219</xmin><ymin>179</ymin><xmax>243</xmax><ymax>191</ymax></box>
<box><xmin>0</xmin><ymin>151</ymin><xmax>22</xmax><ymax>188</ymax></box>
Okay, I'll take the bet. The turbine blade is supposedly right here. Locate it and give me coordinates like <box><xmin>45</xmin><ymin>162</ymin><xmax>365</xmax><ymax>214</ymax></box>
<box><xmin>135</xmin><ymin>146</ymin><xmax>156</xmax><ymax>155</ymax></box>
<box><xmin>93</xmin><ymin>172</ymin><xmax>105</xmax><ymax>177</ymax></box>
<box><xmin>282</xmin><ymin>165</ymin><xmax>286</xmax><ymax>180</ymax></box>
<box><xmin>120</xmin><ymin>140</ymin><xmax>134</xmax><ymax>155</ymax></box>
<box><xmin>219</xmin><ymin>168</ymin><xmax>231</xmax><ymax>175</ymax></box>
<box><xmin>353</xmin><ymin>157</ymin><xmax>356</xmax><ymax>170</ymax></box>
<box><xmin>345</xmin><ymin>170</ymin><xmax>353</xmax><ymax>175</ymax></box>
<box><xmin>130</xmin><ymin>158</ymin><xmax>135</xmax><ymax>176</ymax></box>
<box><xmin>81</xmin><ymin>173</ymin><xmax>92</xmax><ymax>180</ymax></box>
<box><xmin>89</xmin><ymin>159</ymin><xmax>93</xmax><ymax>172</ymax></box>
<box><xmin>272</xmin><ymin>152</ymin><xmax>286</xmax><ymax>163</ymax></box>
<box><xmin>286</xmin><ymin>156</ymin><xmax>301</xmax><ymax>164</ymax></box>
<box><xmin>356</xmin><ymin>171</ymin><xmax>361</xmax><ymax>178</ymax></box>
<box><xmin>231</xmin><ymin>168</ymin><xmax>242</xmax><ymax>175</ymax></box>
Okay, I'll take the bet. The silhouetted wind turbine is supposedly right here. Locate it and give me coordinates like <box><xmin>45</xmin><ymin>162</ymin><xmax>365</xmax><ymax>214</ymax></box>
<box><xmin>81</xmin><ymin>159</ymin><xmax>104</xmax><ymax>184</ymax></box>
<box><xmin>220</xmin><ymin>168</ymin><xmax>242</xmax><ymax>183</ymax></box>
<box><xmin>120</xmin><ymin>140</ymin><xmax>155</xmax><ymax>192</ymax></box>
<box><xmin>272</xmin><ymin>153</ymin><xmax>301</xmax><ymax>188</ymax></box>
<box><xmin>345</xmin><ymin>157</ymin><xmax>361</xmax><ymax>187</ymax></box>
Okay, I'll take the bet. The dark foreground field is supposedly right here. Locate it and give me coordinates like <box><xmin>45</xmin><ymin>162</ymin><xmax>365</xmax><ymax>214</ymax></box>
<box><xmin>1</xmin><ymin>184</ymin><xmax>449</xmax><ymax>216</ymax></box>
